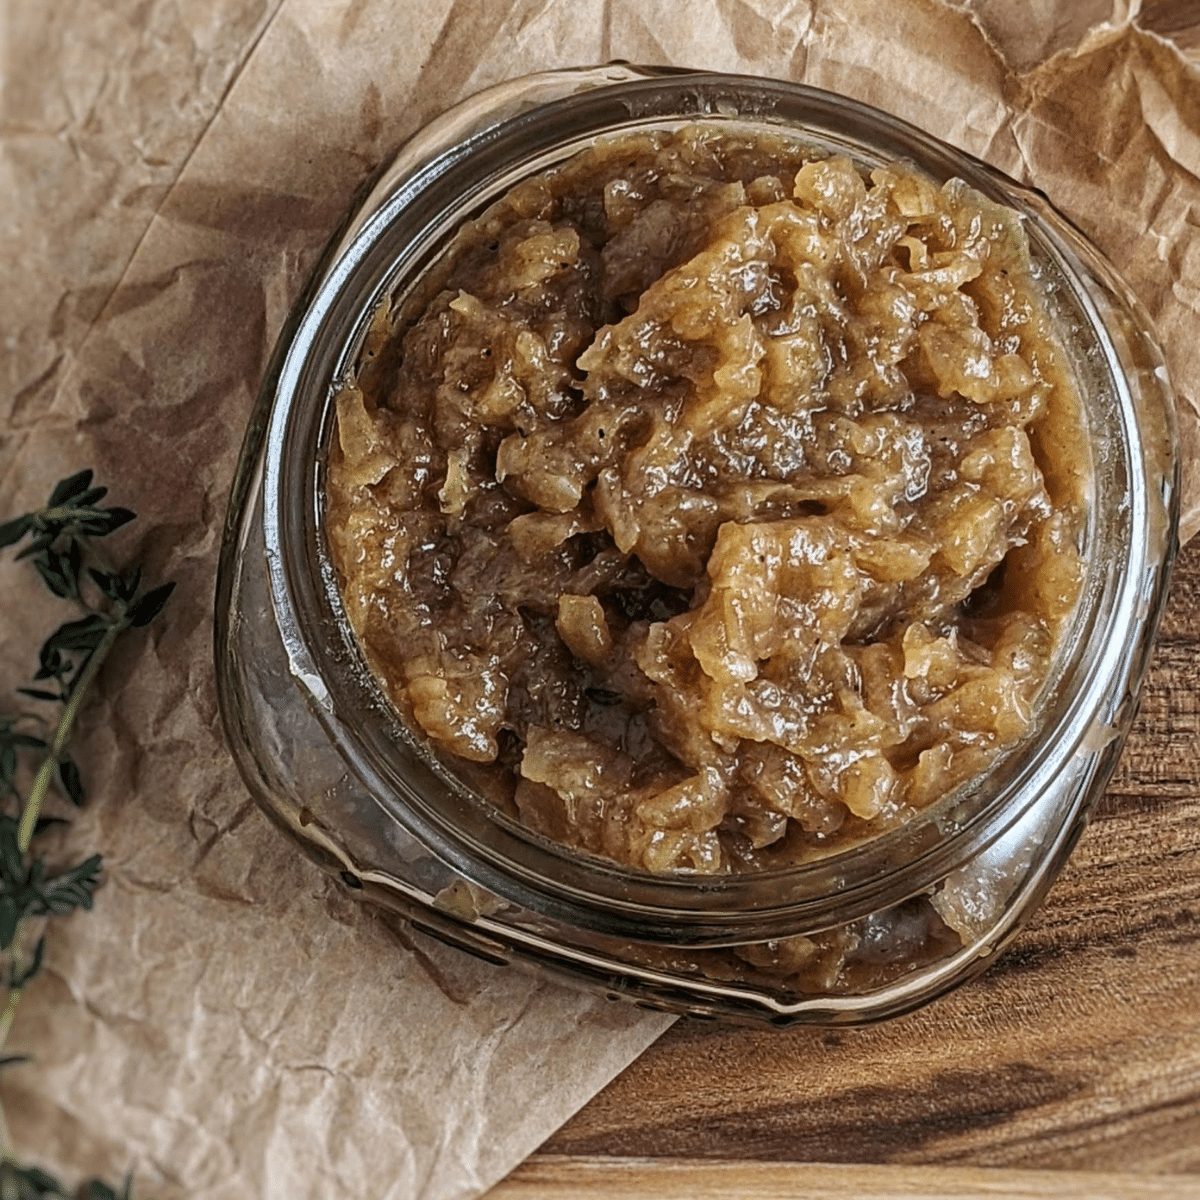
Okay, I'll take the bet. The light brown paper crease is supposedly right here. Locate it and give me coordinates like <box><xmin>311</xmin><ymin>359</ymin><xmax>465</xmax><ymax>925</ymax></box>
<box><xmin>3</xmin><ymin>1</ymin><xmax>1200</xmax><ymax>1197</ymax></box>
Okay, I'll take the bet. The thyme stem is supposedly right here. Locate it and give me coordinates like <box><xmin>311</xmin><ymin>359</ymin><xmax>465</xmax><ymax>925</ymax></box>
<box><xmin>0</xmin><ymin>919</ymin><xmax>27</xmax><ymax>1066</ymax></box>
<box><xmin>0</xmin><ymin>986</ymin><xmax>21</xmax><ymax>1063</ymax></box>
<box><xmin>17</xmin><ymin>620</ymin><xmax>123</xmax><ymax>854</ymax></box>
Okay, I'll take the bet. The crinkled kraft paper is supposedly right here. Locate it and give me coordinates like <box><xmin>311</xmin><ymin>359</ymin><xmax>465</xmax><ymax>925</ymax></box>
<box><xmin>2</xmin><ymin>0</ymin><xmax>1199</xmax><ymax>1196</ymax></box>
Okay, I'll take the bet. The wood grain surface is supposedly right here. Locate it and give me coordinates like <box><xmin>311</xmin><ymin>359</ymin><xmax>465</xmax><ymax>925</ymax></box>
<box><xmin>490</xmin><ymin>1156</ymin><xmax>1200</xmax><ymax>1199</ymax></box>
<box><xmin>536</xmin><ymin>533</ymin><xmax>1200</xmax><ymax>1176</ymax></box>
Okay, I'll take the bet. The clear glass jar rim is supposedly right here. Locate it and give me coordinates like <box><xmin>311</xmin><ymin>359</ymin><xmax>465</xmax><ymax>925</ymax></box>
<box><xmin>260</xmin><ymin>67</ymin><xmax>1177</xmax><ymax>943</ymax></box>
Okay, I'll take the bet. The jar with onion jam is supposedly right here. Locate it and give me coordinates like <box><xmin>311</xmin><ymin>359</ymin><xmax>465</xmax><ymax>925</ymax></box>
<box><xmin>215</xmin><ymin>66</ymin><xmax>1178</xmax><ymax>1024</ymax></box>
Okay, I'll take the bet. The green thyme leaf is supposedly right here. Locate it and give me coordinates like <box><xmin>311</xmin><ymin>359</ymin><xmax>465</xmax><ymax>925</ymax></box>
<box><xmin>34</xmin><ymin>643</ymin><xmax>64</xmax><ymax>681</ymax></box>
<box><xmin>0</xmin><ymin>896</ymin><xmax>18</xmax><ymax>952</ymax></box>
<box><xmin>64</xmin><ymin>653</ymin><xmax>97</xmax><ymax>702</ymax></box>
<box><xmin>0</xmin><ymin>818</ymin><xmax>25</xmax><ymax>887</ymax></box>
<box><xmin>47</xmin><ymin>469</ymin><xmax>94</xmax><ymax>507</ymax></box>
<box><xmin>66</xmin><ymin>538</ymin><xmax>83</xmax><ymax>590</ymax></box>
<box><xmin>129</xmin><ymin>581</ymin><xmax>176</xmax><ymax>628</ymax></box>
<box><xmin>119</xmin><ymin>565</ymin><xmax>142</xmax><ymax>603</ymax></box>
<box><xmin>15</xmin><ymin>532</ymin><xmax>54</xmax><ymax>561</ymax></box>
<box><xmin>57</xmin><ymin>757</ymin><xmax>85</xmax><ymax>807</ymax></box>
<box><xmin>87</xmin><ymin>568</ymin><xmax>124</xmax><ymax>603</ymax></box>
<box><xmin>16</xmin><ymin>687</ymin><xmax>59</xmax><ymax>703</ymax></box>
<box><xmin>35</xmin><ymin>854</ymin><xmax>103</xmax><ymax>915</ymax></box>
<box><xmin>35</xmin><ymin>557</ymin><xmax>70</xmax><ymax>600</ymax></box>
<box><xmin>1</xmin><ymin>743</ymin><xmax>15</xmax><ymax>797</ymax></box>
<box><xmin>7</xmin><ymin>733</ymin><xmax>47</xmax><ymax>751</ymax></box>
<box><xmin>10</xmin><ymin>935</ymin><xmax>45</xmax><ymax>989</ymax></box>
<box><xmin>44</xmin><ymin>614</ymin><xmax>109</xmax><ymax>655</ymax></box>
<box><xmin>0</xmin><ymin>515</ymin><xmax>31</xmax><ymax>549</ymax></box>
<box><xmin>80</xmin><ymin>1180</ymin><xmax>129</xmax><ymax>1200</ymax></box>
<box><xmin>77</xmin><ymin>507</ymin><xmax>136</xmax><ymax>538</ymax></box>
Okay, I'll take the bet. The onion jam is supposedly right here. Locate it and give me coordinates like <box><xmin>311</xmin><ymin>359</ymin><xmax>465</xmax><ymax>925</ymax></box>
<box><xmin>326</xmin><ymin>127</ymin><xmax>1087</xmax><ymax>878</ymax></box>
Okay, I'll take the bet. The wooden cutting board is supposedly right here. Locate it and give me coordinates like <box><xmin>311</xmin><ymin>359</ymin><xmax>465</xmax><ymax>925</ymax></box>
<box><xmin>510</xmin><ymin>536</ymin><xmax>1200</xmax><ymax>1187</ymax></box>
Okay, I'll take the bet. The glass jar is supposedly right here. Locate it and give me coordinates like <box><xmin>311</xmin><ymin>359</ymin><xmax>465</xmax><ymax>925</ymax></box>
<box><xmin>214</xmin><ymin>65</ymin><xmax>1178</xmax><ymax>1025</ymax></box>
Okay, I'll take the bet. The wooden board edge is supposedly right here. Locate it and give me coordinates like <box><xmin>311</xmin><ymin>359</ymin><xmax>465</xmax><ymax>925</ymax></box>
<box><xmin>485</xmin><ymin>1155</ymin><xmax>1200</xmax><ymax>1199</ymax></box>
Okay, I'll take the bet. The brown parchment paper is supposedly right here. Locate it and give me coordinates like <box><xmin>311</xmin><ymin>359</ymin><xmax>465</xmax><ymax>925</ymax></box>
<box><xmin>3</xmin><ymin>0</ymin><xmax>1200</xmax><ymax>1196</ymax></box>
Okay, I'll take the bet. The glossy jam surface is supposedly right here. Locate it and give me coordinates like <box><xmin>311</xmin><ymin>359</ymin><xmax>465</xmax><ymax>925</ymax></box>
<box><xmin>326</xmin><ymin>126</ymin><xmax>1087</xmax><ymax>880</ymax></box>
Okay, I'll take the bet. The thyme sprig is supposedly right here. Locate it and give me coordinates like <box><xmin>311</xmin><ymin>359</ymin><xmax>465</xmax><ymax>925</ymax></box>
<box><xmin>0</xmin><ymin>470</ymin><xmax>174</xmax><ymax>1200</ymax></box>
